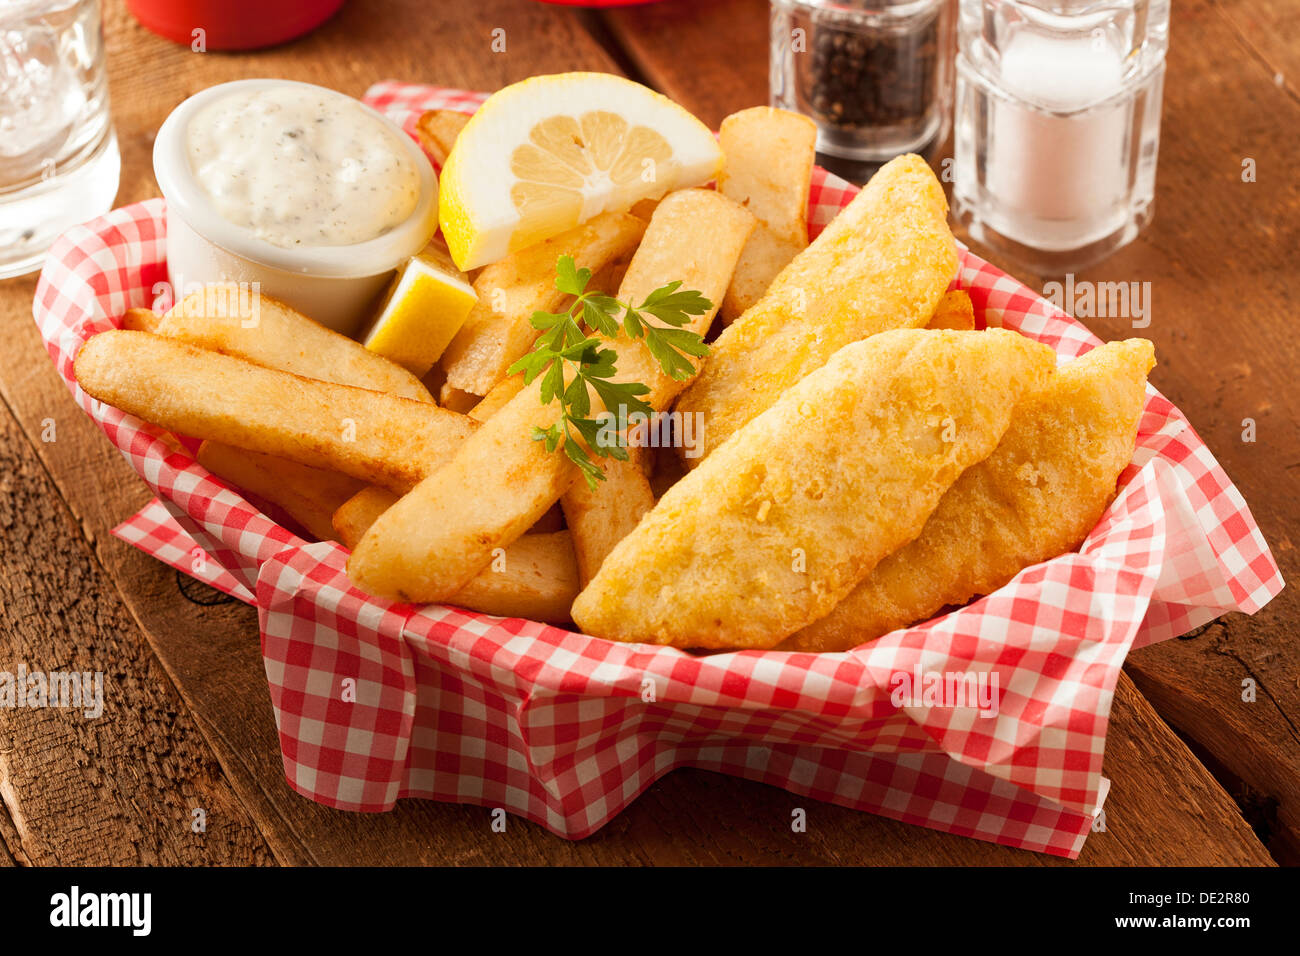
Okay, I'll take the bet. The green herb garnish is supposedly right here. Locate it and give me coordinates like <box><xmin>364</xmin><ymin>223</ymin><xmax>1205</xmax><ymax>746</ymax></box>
<box><xmin>506</xmin><ymin>254</ymin><xmax>712</xmax><ymax>490</ymax></box>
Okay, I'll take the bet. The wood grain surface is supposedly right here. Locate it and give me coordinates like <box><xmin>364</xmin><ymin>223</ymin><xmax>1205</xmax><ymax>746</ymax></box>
<box><xmin>0</xmin><ymin>0</ymin><xmax>1287</xmax><ymax>865</ymax></box>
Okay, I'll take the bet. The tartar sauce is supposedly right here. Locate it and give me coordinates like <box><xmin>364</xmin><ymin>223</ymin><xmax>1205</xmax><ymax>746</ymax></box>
<box><xmin>185</xmin><ymin>85</ymin><xmax>422</xmax><ymax>249</ymax></box>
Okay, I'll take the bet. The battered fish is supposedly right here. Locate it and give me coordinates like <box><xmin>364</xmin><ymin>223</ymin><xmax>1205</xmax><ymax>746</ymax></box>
<box><xmin>780</xmin><ymin>338</ymin><xmax>1156</xmax><ymax>653</ymax></box>
<box><xmin>675</xmin><ymin>153</ymin><xmax>957</xmax><ymax>466</ymax></box>
<box><xmin>571</xmin><ymin>329</ymin><xmax>1056</xmax><ymax>649</ymax></box>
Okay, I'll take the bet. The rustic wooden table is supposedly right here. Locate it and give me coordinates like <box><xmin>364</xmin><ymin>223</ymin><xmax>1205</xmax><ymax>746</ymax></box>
<box><xmin>0</xmin><ymin>0</ymin><xmax>1293</xmax><ymax>866</ymax></box>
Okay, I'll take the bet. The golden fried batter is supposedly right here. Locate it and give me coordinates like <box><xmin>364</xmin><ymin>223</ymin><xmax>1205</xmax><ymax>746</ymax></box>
<box><xmin>781</xmin><ymin>339</ymin><xmax>1156</xmax><ymax>652</ymax></box>
<box><xmin>675</xmin><ymin>154</ymin><xmax>957</xmax><ymax>465</ymax></box>
<box><xmin>572</xmin><ymin>329</ymin><xmax>1055</xmax><ymax>649</ymax></box>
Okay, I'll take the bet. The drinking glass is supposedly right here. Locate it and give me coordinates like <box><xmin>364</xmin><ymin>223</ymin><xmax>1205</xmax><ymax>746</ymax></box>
<box><xmin>0</xmin><ymin>0</ymin><xmax>119</xmax><ymax>279</ymax></box>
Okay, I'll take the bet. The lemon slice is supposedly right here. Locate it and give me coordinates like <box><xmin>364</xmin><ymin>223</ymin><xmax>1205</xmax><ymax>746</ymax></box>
<box><xmin>360</xmin><ymin>238</ymin><xmax>477</xmax><ymax>379</ymax></box>
<box><xmin>439</xmin><ymin>72</ymin><xmax>723</xmax><ymax>270</ymax></box>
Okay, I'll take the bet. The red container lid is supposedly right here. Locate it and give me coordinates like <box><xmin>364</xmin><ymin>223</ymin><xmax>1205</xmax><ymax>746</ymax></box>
<box><xmin>126</xmin><ymin>0</ymin><xmax>347</xmax><ymax>51</ymax></box>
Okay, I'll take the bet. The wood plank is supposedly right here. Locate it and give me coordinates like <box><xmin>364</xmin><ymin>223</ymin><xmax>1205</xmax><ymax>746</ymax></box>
<box><xmin>603</xmin><ymin>0</ymin><xmax>770</xmax><ymax>130</ymax></box>
<box><xmin>0</xmin><ymin>388</ymin><xmax>273</xmax><ymax>865</ymax></box>
<box><xmin>604</xmin><ymin>0</ymin><xmax>1298</xmax><ymax>859</ymax></box>
<box><xmin>1211</xmin><ymin>0</ymin><xmax>1300</xmax><ymax>100</ymax></box>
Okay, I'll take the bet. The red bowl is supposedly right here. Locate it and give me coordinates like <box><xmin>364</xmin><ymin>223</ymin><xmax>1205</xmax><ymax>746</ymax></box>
<box><xmin>126</xmin><ymin>0</ymin><xmax>346</xmax><ymax>51</ymax></box>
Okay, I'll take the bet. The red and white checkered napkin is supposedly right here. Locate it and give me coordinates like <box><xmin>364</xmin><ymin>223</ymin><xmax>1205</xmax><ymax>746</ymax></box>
<box><xmin>32</xmin><ymin>83</ymin><xmax>1283</xmax><ymax>858</ymax></box>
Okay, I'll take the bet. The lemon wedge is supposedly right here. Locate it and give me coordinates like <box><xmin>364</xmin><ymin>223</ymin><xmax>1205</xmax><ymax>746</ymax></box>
<box><xmin>439</xmin><ymin>72</ymin><xmax>723</xmax><ymax>271</ymax></box>
<box><xmin>360</xmin><ymin>239</ymin><xmax>477</xmax><ymax>379</ymax></box>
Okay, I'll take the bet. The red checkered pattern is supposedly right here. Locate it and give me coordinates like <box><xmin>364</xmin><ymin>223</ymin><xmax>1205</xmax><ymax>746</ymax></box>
<box><xmin>32</xmin><ymin>83</ymin><xmax>1283</xmax><ymax>858</ymax></box>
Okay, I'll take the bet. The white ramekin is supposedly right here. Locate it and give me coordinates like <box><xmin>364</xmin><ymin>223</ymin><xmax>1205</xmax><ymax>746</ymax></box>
<box><xmin>152</xmin><ymin>78</ymin><xmax>438</xmax><ymax>335</ymax></box>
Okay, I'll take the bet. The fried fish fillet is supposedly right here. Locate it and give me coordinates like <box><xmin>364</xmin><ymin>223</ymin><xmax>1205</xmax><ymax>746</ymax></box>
<box><xmin>926</xmin><ymin>289</ymin><xmax>977</xmax><ymax>331</ymax></box>
<box><xmin>675</xmin><ymin>153</ymin><xmax>957</xmax><ymax>465</ymax></box>
<box><xmin>780</xmin><ymin>338</ymin><xmax>1156</xmax><ymax>653</ymax></box>
<box><xmin>571</xmin><ymin>329</ymin><xmax>1056</xmax><ymax>649</ymax></box>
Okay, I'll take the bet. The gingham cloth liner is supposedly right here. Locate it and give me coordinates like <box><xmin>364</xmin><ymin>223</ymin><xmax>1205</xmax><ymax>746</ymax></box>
<box><xmin>32</xmin><ymin>83</ymin><xmax>1282</xmax><ymax>858</ymax></box>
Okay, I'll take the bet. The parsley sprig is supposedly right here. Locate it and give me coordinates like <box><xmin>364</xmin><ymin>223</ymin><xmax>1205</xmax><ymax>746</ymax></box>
<box><xmin>506</xmin><ymin>255</ymin><xmax>711</xmax><ymax>490</ymax></box>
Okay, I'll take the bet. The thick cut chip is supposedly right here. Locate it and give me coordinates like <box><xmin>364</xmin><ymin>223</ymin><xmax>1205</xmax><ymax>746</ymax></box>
<box><xmin>676</xmin><ymin>154</ymin><xmax>957</xmax><ymax>465</ymax></box>
<box><xmin>451</xmin><ymin>531</ymin><xmax>581</xmax><ymax>625</ymax></box>
<box><xmin>415</xmin><ymin>109</ymin><xmax>471</xmax><ymax>167</ymax></box>
<box><xmin>157</xmin><ymin>284</ymin><xmax>434</xmax><ymax>402</ymax></box>
<box><xmin>75</xmin><ymin>331</ymin><xmax>473</xmax><ymax>493</ymax></box>
<box><xmin>781</xmin><ymin>339</ymin><xmax>1156</xmax><ymax>652</ymax></box>
<box><xmin>198</xmin><ymin>441</ymin><xmax>362</xmax><ymax>543</ymax></box>
<box><xmin>571</xmin><ymin>329</ymin><xmax>1055</xmax><ymax>649</ymax></box>
<box><xmin>561</xmin><ymin>449</ymin><xmax>656</xmax><ymax>586</ymax></box>
<box><xmin>440</xmin><ymin>212</ymin><xmax>646</xmax><ymax>396</ymax></box>
<box><xmin>716</xmin><ymin>107</ymin><xmax>816</xmax><ymax>322</ymax></box>
<box><xmin>331</xmin><ymin>485</ymin><xmax>579</xmax><ymax>625</ymax></box>
<box><xmin>347</xmin><ymin>189</ymin><xmax>752</xmax><ymax>603</ymax></box>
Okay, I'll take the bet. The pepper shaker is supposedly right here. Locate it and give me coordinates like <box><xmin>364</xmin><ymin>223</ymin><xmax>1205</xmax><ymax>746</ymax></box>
<box><xmin>770</xmin><ymin>0</ymin><xmax>955</xmax><ymax>167</ymax></box>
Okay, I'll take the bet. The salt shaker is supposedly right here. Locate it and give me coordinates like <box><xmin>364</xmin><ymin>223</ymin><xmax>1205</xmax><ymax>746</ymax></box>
<box><xmin>952</xmin><ymin>0</ymin><xmax>1168</xmax><ymax>273</ymax></box>
<box><xmin>770</xmin><ymin>0</ymin><xmax>955</xmax><ymax>166</ymax></box>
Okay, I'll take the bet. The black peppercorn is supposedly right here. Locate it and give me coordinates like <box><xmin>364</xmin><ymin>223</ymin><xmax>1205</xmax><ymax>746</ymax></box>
<box><xmin>807</xmin><ymin>10</ymin><xmax>940</xmax><ymax>131</ymax></box>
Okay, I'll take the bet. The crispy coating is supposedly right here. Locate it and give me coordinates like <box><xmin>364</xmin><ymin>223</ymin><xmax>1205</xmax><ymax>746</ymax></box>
<box><xmin>675</xmin><ymin>154</ymin><xmax>957</xmax><ymax>465</ymax></box>
<box><xmin>781</xmin><ymin>339</ymin><xmax>1156</xmax><ymax>652</ymax></box>
<box><xmin>925</xmin><ymin>289</ymin><xmax>976</xmax><ymax>331</ymax></box>
<box><xmin>571</xmin><ymin>329</ymin><xmax>1056</xmax><ymax>649</ymax></box>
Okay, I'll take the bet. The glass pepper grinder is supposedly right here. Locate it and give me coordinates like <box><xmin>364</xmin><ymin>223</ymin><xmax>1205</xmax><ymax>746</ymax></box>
<box><xmin>952</xmin><ymin>0</ymin><xmax>1169</xmax><ymax>273</ymax></box>
<box><xmin>770</xmin><ymin>0</ymin><xmax>956</xmax><ymax>171</ymax></box>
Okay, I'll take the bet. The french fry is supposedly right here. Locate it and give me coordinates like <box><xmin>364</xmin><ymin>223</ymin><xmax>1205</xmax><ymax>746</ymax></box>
<box><xmin>122</xmin><ymin>307</ymin><xmax>161</xmax><ymax>333</ymax></box>
<box><xmin>438</xmin><ymin>382</ymin><xmax>480</xmax><ymax>414</ymax></box>
<box><xmin>332</xmin><ymin>485</ymin><xmax>400</xmax><ymax>549</ymax></box>
<box><xmin>468</xmin><ymin>374</ymin><xmax>524</xmax><ymax>422</ymax></box>
<box><xmin>926</xmin><ymin>289</ymin><xmax>977</xmax><ymax>331</ymax></box>
<box><xmin>348</xmin><ymin>189</ymin><xmax>754</xmax><ymax>603</ymax></box>
<box><xmin>415</xmin><ymin>109</ymin><xmax>471</xmax><ymax>167</ymax></box>
<box><xmin>334</xmin><ymin>482</ymin><xmax>566</xmax><ymax>548</ymax></box>
<box><xmin>451</xmin><ymin>531</ymin><xmax>579</xmax><ymax>625</ymax></box>
<box><xmin>716</xmin><ymin>107</ymin><xmax>816</xmax><ymax>324</ymax></box>
<box><xmin>557</xmin><ymin>192</ymin><xmax>756</xmax><ymax>582</ymax></box>
<box><xmin>156</xmin><ymin>284</ymin><xmax>434</xmax><ymax>402</ymax></box>
<box><xmin>159</xmin><ymin>284</ymin><xmax>436</xmax><ymax>526</ymax></box>
<box><xmin>676</xmin><ymin>154</ymin><xmax>958</xmax><ymax>466</ymax></box>
<box><xmin>75</xmin><ymin>331</ymin><xmax>475</xmax><ymax>492</ymax></box>
<box><xmin>198</xmin><ymin>441</ymin><xmax>362</xmax><ymax>542</ymax></box>
<box><xmin>561</xmin><ymin>452</ymin><xmax>655</xmax><ymax>586</ymax></box>
<box><xmin>440</xmin><ymin>212</ymin><xmax>648</xmax><ymax>395</ymax></box>
<box><xmin>332</xmin><ymin>486</ymin><xmax>578</xmax><ymax>624</ymax></box>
